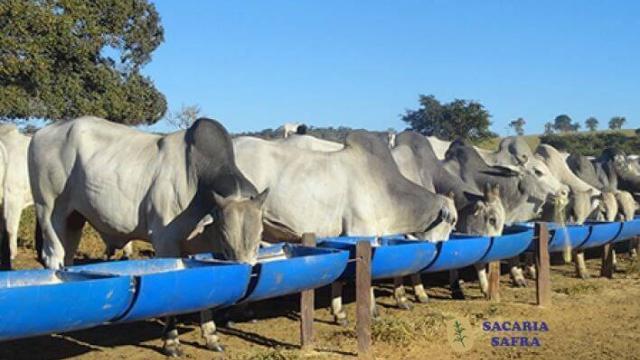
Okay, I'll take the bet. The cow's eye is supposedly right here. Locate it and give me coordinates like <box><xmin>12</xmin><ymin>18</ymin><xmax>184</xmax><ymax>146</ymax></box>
<box><xmin>489</xmin><ymin>217</ymin><xmax>497</xmax><ymax>226</ymax></box>
<box><xmin>534</xmin><ymin>169</ymin><xmax>543</xmax><ymax>176</ymax></box>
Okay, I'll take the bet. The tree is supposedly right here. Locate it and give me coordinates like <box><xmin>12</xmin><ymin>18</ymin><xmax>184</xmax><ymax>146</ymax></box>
<box><xmin>402</xmin><ymin>95</ymin><xmax>496</xmax><ymax>141</ymax></box>
<box><xmin>585</xmin><ymin>117</ymin><xmax>599</xmax><ymax>132</ymax></box>
<box><xmin>544</xmin><ymin>122</ymin><xmax>554</xmax><ymax>135</ymax></box>
<box><xmin>609</xmin><ymin>116</ymin><xmax>626</xmax><ymax>130</ymax></box>
<box><xmin>509</xmin><ymin>117</ymin><xmax>526</xmax><ymax>136</ymax></box>
<box><xmin>552</xmin><ymin>114</ymin><xmax>579</xmax><ymax>132</ymax></box>
<box><xmin>0</xmin><ymin>0</ymin><xmax>166</xmax><ymax>124</ymax></box>
<box><xmin>166</xmin><ymin>104</ymin><xmax>202</xmax><ymax>129</ymax></box>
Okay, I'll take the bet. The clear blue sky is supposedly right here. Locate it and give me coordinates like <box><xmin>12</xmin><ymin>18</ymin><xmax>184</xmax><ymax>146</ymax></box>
<box><xmin>142</xmin><ymin>1</ymin><xmax>640</xmax><ymax>135</ymax></box>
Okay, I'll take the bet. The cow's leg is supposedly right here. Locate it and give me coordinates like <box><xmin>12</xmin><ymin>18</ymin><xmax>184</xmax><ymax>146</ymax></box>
<box><xmin>449</xmin><ymin>270</ymin><xmax>465</xmax><ymax>299</ymax></box>
<box><xmin>122</xmin><ymin>241</ymin><xmax>133</xmax><ymax>259</ymax></box>
<box><xmin>524</xmin><ymin>252</ymin><xmax>537</xmax><ymax>279</ymax></box>
<box><xmin>200</xmin><ymin>310</ymin><xmax>223</xmax><ymax>352</ymax></box>
<box><xmin>611</xmin><ymin>249</ymin><xmax>618</xmax><ymax>272</ymax></box>
<box><xmin>573</xmin><ymin>250</ymin><xmax>590</xmax><ymax>279</ymax></box>
<box><xmin>3</xmin><ymin>200</ymin><xmax>23</xmax><ymax>260</ymax></box>
<box><xmin>562</xmin><ymin>245</ymin><xmax>573</xmax><ymax>264</ymax></box>
<box><xmin>508</xmin><ymin>257</ymin><xmax>527</xmax><ymax>287</ymax></box>
<box><xmin>105</xmin><ymin>241</ymin><xmax>133</xmax><ymax>260</ymax></box>
<box><xmin>0</xmin><ymin>215</ymin><xmax>9</xmax><ymax>270</ymax></box>
<box><xmin>61</xmin><ymin>212</ymin><xmax>86</xmax><ymax>266</ymax></box>
<box><xmin>36</xmin><ymin>204</ymin><xmax>66</xmax><ymax>270</ymax></box>
<box><xmin>410</xmin><ymin>273</ymin><xmax>429</xmax><ymax>303</ymax></box>
<box><xmin>370</xmin><ymin>288</ymin><xmax>379</xmax><ymax>318</ymax></box>
<box><xmin>162</xmin><ymin>316</ymin><xmax>182</xmax><ymax>357</ymax></box>
<box><xmin>331</xmin><ymin>281</ymin><xmax>348</xmax><ymax>326</ymax></box>
<box><xmin>630</xmin><ymin>238</ymin><xmax>639</xmax><ymax>258</ymax></box>
<box><xmin>154</xmin><ymin>236</ymin><xmax>186</xmax><ymax>355</ymax></box>
<box><xmin>392</xmin><ymin>277</ymin><xmax>412</xmax><ymax>310</ymax></box>
<box><xmin>475</xmin><ymin>263</ymin><xmax>489</xmax><ymax>296</ymax></box>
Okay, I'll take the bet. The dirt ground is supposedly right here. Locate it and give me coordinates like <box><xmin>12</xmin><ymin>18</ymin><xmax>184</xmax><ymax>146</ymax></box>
<box><xmin>3</xmin><ymin>209</ymin><xmax>640</xmax><ymax>359</ymax></box>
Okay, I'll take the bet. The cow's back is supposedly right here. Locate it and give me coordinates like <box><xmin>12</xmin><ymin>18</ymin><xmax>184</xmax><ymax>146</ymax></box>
<box><xmin>30</xmin><ymin>116</ymin><xmax>187</xmax><ymax>238</ymax></box>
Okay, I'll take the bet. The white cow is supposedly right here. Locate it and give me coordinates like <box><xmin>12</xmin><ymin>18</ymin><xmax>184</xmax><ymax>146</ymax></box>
<box><xmin>234</xmin><ymin>133</ymin><xmax>456</xmax><ymax>323</ymax></box>
<box><xmin>280</xmin><ymin>122</ymin><xmax>307</xmax><ymax>138</ymax></box>
<box><xmin>29</xmin><ymin>116</ymin><xmax>268</xmax><ymax>356</ymax></box>
<box><xmin>0</xmin><ymin>124</ymin><xmax>33</xmax><ymax>264</ymax></box>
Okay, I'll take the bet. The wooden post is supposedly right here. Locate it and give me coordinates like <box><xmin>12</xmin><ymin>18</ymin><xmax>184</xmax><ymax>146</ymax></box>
<box><xmin>487</xmin><ymin>261</ymin><xmax>501</xmax><ymax>302</ymax></box>
<box><xmin>356</xmin><ymin>240</ymin><xmax>372</xmax><ymax>359</ymax></box>
<box><xmin>300</xmin><ymin>233</ymin><xmax>316</xmax><ymax>350</ymax></box>
<box><xmin>535</xmin><ymin>223</ymin><xmax>551</xmax><ymax>307</ymax></box>
<box><xmin>600</xmin><ymin>243</ymin><xmax>614</xmax><ymax>279</ymax></box>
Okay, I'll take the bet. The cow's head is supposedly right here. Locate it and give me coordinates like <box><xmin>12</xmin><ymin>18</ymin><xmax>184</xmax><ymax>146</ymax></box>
<box><xmin>187</xmin><ymin>189</ymin><xmax>269</xmax><ymax>265</ymax></box>
<box><xmin>527</xmin><ymin>156</ymin><xmax>568</xmax><ymax>195</ymax></box>
<box><xmin>457</xmin><ymin>184</ymin><xmax>506</xmax><ymax>236</ymax></box>
<box><xmin>414</xmin><ymin>193</ymin><xmax>458</xmax><ymax>241</ymax></box>
<box><xmin>184</xmin><ymin>118</ymin><xmax>270</xmax><ymax>264</ymax></box>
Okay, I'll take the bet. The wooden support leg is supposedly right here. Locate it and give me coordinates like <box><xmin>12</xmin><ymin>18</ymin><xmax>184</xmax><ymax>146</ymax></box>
<box><xmin>300</xmin><ymin>233</ymin><xmax>316</xmax><ymax>350</ymax></box>
<box><xmin>356</xmin><ymin>241</ymin><xmax>372</xmax><ymax>359</ymax></box>
<box><xmin>535</xmin><ymin>223</ymin><xmax>551</xmax><ymax>307</ymax></box>
<box><xmin>488</xmin><ymin>261</ymin><xmax>501</xmax><ymax>302</ymax></box>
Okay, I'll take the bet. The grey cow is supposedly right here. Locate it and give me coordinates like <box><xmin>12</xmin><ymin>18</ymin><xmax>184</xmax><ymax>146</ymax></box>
<box><xmin>233</xmin><ymin>132</ymin><xmax>456</xmax><ymax>324</ymax></box>
<box><xmin>391</xmin><ymin>131</ymin><xmax>506</xmax><ymax>297</ymax></box>
<box><xmin>29</xmin><ymin>116</ymin><xmax>268</xmax><ymax>356</ymax></box>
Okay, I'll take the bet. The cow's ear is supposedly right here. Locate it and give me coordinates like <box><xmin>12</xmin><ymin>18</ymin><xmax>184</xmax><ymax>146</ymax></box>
<box><xmin>252</xmin><ymin>188</ymin><xmax>269</xmax><ymax>208</ymax></box>
<box><xmin>473</xmin><ymin>201</ymin><xmax>486</xmax><ymax>216</ymax></box>
<box><xmin>463</xmin><ymin>191</ymin><xmax>483</xmax><ymax>203</ymax></box>
<box><xmin>186</xmin><ymin>214</ymin><xmax>215</xmax><ymax>241</ymax></box>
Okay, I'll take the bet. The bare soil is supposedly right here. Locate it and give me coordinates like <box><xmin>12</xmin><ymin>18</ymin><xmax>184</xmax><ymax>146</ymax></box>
<box><xmin>3</xmin><ymin>208</ymin><xmax>640</xmax><ymax>359</ymax></box>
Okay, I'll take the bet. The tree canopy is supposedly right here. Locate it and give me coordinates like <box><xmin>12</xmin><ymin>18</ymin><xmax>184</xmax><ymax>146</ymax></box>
<box><xmin>585</xmin><ymin>117</ymin><xmax>598</xmax><ymax>131</ymax></box>
<box><xmin>609</xmin><ymin>116</ymin><xmax>626</xmax><ymax>130</ymax></box>
<box><xmin>552</xmin><ymin>114</ymin><xmax>580</xmax><ymax>132</ymax></box>
<box><xmin>0</xmin><ymin>0</ymin><xmax>167</xmax><ymax>125</ymax></box>
<box><xmin>402</xmin><ymin>95</ymin><xmax>496</xmax><ymax>142</ymax></box>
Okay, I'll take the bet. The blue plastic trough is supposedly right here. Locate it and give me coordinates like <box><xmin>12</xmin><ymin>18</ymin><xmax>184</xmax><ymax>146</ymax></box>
<box><xmin>478</xmin><ymin>225</ymin><xmax>534</xmax><ymax>263</ymax></box>
<box><xmin>612</xmin><ymin>217</ymin><xmax>640</xmax><ymax>243</ymax></box>
<box><xmin>421</xmin><ymin>234</ymin><xmax>492</xmax><ymax>273</ymax></box>
<box><xmin>69</xmin><ymin>258</ymin><xmax>251</xmax><ymax>322</ymax></box>
<box><xmin>547</xmin><ymin>223</ymin><xmax>592</xmax><ymax>253</ymax></box>
<box><xmin>195</xmin><ymin>243</ymin><xmax>349</xmax><ymax>303</ymax></box>
<box><xmin>318</xmin><ymin>236</ymin><xmax>438</xmax><ymax>280</ymax></box>
<box><xmin>576</xmin><ymin>221</ymin><xmax>623</xmax><ymax>250</ymax></box>
<box><xmin>0</xmin><ymin>269</ymin><xmax>134</xmax><ymax>341</ymax></box>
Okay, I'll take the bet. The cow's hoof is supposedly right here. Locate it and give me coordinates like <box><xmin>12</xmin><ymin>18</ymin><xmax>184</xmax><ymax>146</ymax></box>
<box><xmin>578</xmin><ymin>272</ymin><xmax>590</xmax><ymax>280</ymax></box>
<box><xmin>206</xmin><ymin>341</ymin><xmax>224</xmax><ymax>352</ymax></box>
<box><xmin>415</xmin><ymin>294</ymin><xmax>429</xmax><ymax>304</ymax></box>
<box><xmin>372</xmin><ymin>306</ymin><xmax>380</xmax><ymax>319</ymax></box>
<box><xmin>335</xmin><ymin>316</ymin><xmax>349</xmax><ymax>327</ymax></box>
<box><xmin>163</xmin><ymin>344</ymin><xmax>183</xmax><ymax>358</ymax></box>
<box><xmin>512</xmin><ymin>278</ymin><xmax>527</xmax><ymax>288</ymax></box>
<box><xmin>451</xmin><ymin>289</ymin><xmax>465</xmax><ymax>300</ymax></box>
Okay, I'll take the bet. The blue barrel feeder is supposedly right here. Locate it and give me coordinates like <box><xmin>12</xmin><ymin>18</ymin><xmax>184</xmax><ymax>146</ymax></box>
<box><xmin>0</xmin><ymin>269</ymin><xmax>134</xmax><ymax>341</ymax></box>
<box><xmin>318</xmin><ymin>236</ymin><xmax>438</xmax><ymax>280</ymax></box>
<box><xmin>68</xmin><ymin>258</ymin><xmax>251</xmax><ymax>322</ymax></box>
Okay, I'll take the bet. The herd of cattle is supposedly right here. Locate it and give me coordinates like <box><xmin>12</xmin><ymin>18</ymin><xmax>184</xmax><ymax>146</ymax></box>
<box><xmin>1</xmin><ymin>116</ymin><xmax>640</xmax><ymax>355</ymax></box>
